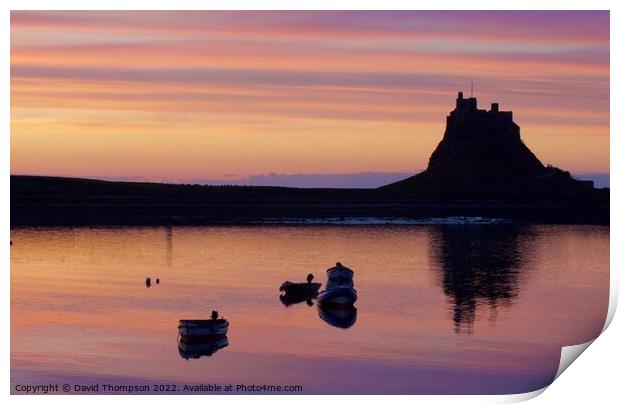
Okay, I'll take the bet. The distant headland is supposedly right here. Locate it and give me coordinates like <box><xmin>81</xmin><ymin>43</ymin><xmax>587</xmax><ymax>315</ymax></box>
<box><xmin>11</xmin><ymin>92</ymin><xmax>609</xmax><ymax>226</ymax></box>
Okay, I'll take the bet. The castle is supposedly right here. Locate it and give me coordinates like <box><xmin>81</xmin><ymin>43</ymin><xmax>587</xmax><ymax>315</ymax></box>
<box><xmin>454</xmin><ymin>91</ymin><xmax>511</xmax><ymax>119</ymax></box>
<box><xmin>382</xmin><ymin>90</ymin><xmax>598</xmax><ymax>197</ymax></box>
<box><xmin>445</xmin><ymin>91</ymin><xmax>518</xmax><ymax>143</ymax></box>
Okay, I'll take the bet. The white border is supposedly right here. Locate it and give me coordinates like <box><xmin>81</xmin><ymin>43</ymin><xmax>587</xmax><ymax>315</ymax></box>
<box><xmin>3</xmin><ymin>2</ymin><xmax>616</xmax><ymax>404</ymax></box>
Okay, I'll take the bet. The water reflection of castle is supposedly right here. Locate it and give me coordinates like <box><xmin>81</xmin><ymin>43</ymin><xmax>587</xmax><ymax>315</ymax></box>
<box><xmin>431</xmin><ymin>225</ymin><xmax>532</xmax><ymax>334</ymax></box>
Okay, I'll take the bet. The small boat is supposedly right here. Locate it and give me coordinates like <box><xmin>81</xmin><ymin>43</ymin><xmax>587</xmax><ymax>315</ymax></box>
<box><xmin>279</xmin><ymin>273</ymin><xmax>321</xmax><ymax>295</ymax></box>
<box><xmin>279</xmin><ymin>281</ymin><xmax>322</xmax><ymax>295</ymax></box>
<box><xmin>326</xmin><ymin>262</ymin><xmax>354</xmax><ymax>287</ymax></box>
<box><xmin>178</xmin><ymin>319</ymin><xmax>229</xmax><ymax>338</ymax></box>
<box><xmin>317</xmin><ymin>286</ymin><xmax>358</xmax><ymax>307</ymax></box>
<box><xmin>318</xmin><ymin>305</ymin><xmax>357</xmax><ymax>329</ymax></box>
<box><xmin>178</xmin><ymin>335</ymin><xmax>229</xmax><ymax>359</ymax></box>
<box><xmin>178</xmin><ymin>310</ymin><xmax>228</xmax><ymax>338</ymax></box>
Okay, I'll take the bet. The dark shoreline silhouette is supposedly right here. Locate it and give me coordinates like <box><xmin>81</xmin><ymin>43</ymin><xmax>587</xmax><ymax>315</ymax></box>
<box><xmin>10</xmin><ymin>93</ymin><xmax>609</xmax><ymax>226</ymax></box>
<box><xmin>10</xmin><ymin>173</ymin><xmax>608</xmax><ymax>225</ymax></box>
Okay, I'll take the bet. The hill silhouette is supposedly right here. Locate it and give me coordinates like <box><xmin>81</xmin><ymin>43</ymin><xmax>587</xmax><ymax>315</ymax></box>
<box><xmin>382</xmin><ymin>92</ymin><xmax>597</xmax><ymax>198</ymax></box>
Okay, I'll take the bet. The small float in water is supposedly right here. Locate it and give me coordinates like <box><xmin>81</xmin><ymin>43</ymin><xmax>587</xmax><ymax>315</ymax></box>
<box><xmin>178</xmin><ymin>310</ymin><xmax>229</xmax><ymax>338</ymax></box>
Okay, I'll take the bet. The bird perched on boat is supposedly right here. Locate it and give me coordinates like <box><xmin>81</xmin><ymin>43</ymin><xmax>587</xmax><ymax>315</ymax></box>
<box><xmin>211</xmin><ymin>310</ymin><xmax>219</xmax><ymax>320</ymax></box>
<box><xmin>307</xmin><ymin>273</ymin><xmax>314</xmax><ymax>283</ymax></box>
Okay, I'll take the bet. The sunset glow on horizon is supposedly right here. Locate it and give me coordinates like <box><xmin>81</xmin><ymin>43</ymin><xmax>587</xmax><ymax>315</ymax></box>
<box><xmin>10</xmin><ymin>11</ymin><xmax>610</xmax><ymax>185</ymax></box>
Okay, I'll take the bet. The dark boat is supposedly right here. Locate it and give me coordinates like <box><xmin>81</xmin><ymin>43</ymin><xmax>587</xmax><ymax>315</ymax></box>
<box><xmin>279</xmin><ymin>292</ymin><xmax>316</xmax><ymax>307</ymax></box>
<box><xmin>178</xmin><ymin>310</ymin><xmax>229</xmax><ymax>338</ymax></box>
<box><xmin>279</xmin><ymin>273</ymin><xmax>321</xmax><ymax>306</ymax></box>
<box><xmin>279</xmin><ymin>281</ymin><xmax>322</xmax><ymax>295</ymax></box>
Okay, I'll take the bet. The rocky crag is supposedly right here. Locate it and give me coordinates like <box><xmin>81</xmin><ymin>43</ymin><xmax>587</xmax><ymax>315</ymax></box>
<box><xmin>382</xmin><ymin>92</ymin><xmax>598</xmax><ymax>199</ymax></box>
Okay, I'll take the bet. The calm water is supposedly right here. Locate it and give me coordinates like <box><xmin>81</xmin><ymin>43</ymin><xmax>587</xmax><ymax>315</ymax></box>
<box><xmin>11</xmin><ymin>225</ymin><xmax>609</xmax><ymax>394</ymax></box>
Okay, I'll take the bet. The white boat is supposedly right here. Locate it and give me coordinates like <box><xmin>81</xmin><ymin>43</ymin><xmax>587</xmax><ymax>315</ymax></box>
<box><xmin>326</xmin><ymin>262</ymin><xmax>354</xmax><ymax>287</ymax></box>
<box><xmin>317</xmin><ymin>286</ymin><xmax>358</xmax><ymax>307</ymax></box>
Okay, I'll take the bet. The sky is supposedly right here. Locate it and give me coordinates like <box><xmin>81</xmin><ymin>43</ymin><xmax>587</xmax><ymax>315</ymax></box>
<box><xmin>10</xmin><ymin>11</ymin><xmax>610</xmax><ymax>187</ymax></box>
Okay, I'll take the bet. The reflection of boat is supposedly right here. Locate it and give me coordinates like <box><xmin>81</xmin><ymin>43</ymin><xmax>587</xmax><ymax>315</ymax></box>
<box><xmin>178</xmin><ymin>310</ymin><xmax>228</xmax><ymax>338</ymax></box>
<box><xmin>279</xmin><ymin>281</ymin><xmax>321</xmax><ymax>295</ymax></box>
<box><xmin>177</xmin><ymin>335</ymin><xmax>229</xmax><ymax>359</ymax></box>
<box><xmin>318</xmin><ymin>287</ymin><xmax>357</xmax><ymax>306</ymax></box>
<box><xmin>318</xmin><ymin>304</ymin><xmax>357</xmax><ymax>329</ymax></box>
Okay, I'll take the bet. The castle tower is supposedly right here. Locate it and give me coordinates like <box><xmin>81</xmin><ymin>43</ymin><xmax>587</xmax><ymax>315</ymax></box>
<box><xmin>455</xmin><ymin>91</ymin><xmax>477</xmax><ymax>112</ymax></box>
<box><xmin>456</xmin><ymin>91</ymin><xmax>466</xmax><ymax>110</ymax></box>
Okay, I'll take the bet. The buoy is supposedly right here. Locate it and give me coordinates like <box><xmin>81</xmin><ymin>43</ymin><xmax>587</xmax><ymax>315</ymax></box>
<box><xmin>156</xmin><ymin>278</ymin><xmax>160</xmax><ymax>284</ymax></box>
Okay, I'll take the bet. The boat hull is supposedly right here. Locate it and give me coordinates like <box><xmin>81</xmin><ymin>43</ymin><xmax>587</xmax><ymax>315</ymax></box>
<box><xmin>178</xmin><ymin>319</ymin><xmax>229</xmax><ymax>338</ymax></box>
<box><xmin>279</xmin><ymin>281</ymin><xmax>321</xmax><ymax>295</ymax></box>
<box><xmin>326</xmin><ymin>278</ymin><xmax>353</xmax><ymax>289</ymax></box>
<box><xmin>317</xmin><ymin>287</ymin><xmax>357</xmax><ymax>307</ymax></box>
<box><xmin>326</xmin><ymin>266</ymin><xmax>355</xmax><ymax>288</ymax></box>
<box><xmin>280</xmin><ymin>292</ymin><xmax>316</xmax><ymax>307</ymax></box>
<box><xmin>327</xmin><ymin>267</ymin><xmax>354</xmax><ymax>281</ymax></box>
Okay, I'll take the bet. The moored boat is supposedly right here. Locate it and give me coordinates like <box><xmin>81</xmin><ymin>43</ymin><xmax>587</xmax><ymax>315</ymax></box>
<box><xmin>178</xmin><ymin>310</ymin><xmax>229</xmax><ymax>338</ymax></box>
<box><xmin>326</xmin><ymin>262</ymin><xmax>354</xmax><ymax>288</ymax></box>
<box><xmin>318</xmin><ymin>262</ymin><xmax>358</xmax><ymax>307</ymax></box>
<box><xmin>279</xmin><ymin>281</ymin><xmax>322</xmax><ymax>295</ymax></box>
<box><xmin>317</xmin><ymin>286</ymin><xmax>358</xmax><ymax>307</ymax></box>
<box><xmin>178</xmin><ymin>319</ymin><xmax>229</xmax><ymax>338</ymax></box>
